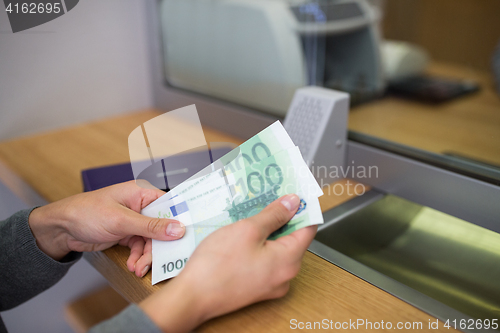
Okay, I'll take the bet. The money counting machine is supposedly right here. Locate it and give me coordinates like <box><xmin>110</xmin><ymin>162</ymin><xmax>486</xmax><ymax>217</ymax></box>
<box><xmin>160</xmin><ymin>0</ymin><xmax>384</xmax><ymax>116</ymax></box>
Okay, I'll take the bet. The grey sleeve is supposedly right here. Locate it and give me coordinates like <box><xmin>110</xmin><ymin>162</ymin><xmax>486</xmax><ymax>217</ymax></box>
<box><xmin>0</xmin><ymin>208</ymin><xmax>82</xmax><ymax>311</ymax></box>
<box><xmin>88</xmin><ymin>303</ymin><xmax>162</xmax><ymax>333</ymax></box>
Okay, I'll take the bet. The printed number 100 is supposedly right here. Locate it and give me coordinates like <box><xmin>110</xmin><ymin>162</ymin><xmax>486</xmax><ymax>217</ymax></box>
<box><xmin>162</xmin><ymin>258</ymin><xmax>188</xmax><ymax>273</ymax></box>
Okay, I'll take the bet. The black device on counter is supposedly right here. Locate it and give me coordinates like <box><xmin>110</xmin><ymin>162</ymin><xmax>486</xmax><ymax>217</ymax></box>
<box><xmin>388</xmin><ymin>75</ymin><xmax>480</xmax><ymax>103</ymax></box>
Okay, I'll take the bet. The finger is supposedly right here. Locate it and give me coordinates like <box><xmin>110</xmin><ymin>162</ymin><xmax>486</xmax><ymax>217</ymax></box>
<box><xmin>138</xmin><ymin>186</ymin><xmax>168</xmax><ymax>208</ymax></box>
<box><xmin>246</xmin><ymin>194</ymin><xmax>301</xmax><ymax>239</ymax></box>
<box><xmin>114</xmin><ymin>180</ymin><xmax>166</xmax><ymax>211</ymax></box>
<box><xmin>77</xmin><ymin>241</ymin><xmax>118</xmax><ymax>253</ymax></box>
<box><xmin>135</xmin><ymin>238</ymin><xmax>152</xmax><ymax>277</ymax></box>
<box><xmin>119</xmin><ymin>235</ymin><xmax>133</xmax><ymax>247</ymax></box>
<box><xmin>126</xmin><ymin>236</ymin><xmax>145</xmax><ymax>272</ymax></box>
<box><xmin>116</xmin><ymin>207</ymin><xmax>186</xmax><ymax>241</ymax></box>
<box><xmin>134</xmin><ymin>179</ymin><xmax>162</xmax><ymax>192</ymax></box>
<box><xmin>273</xmin><ymin>225</ymin><xmax>318</xmax><ymax>258</ymax></box>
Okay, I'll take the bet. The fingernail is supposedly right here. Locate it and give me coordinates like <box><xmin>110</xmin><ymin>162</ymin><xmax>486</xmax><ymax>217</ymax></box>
<box><xmin>166</xmin><ymin>222</ymin><xmax>185</xmax><ymax>237</ymax></box>
<box><xmin>141</xmin><ymin>265</ymin><xmax>150</xmax><ymax>277</ymax></box>
<box><xmin>281</xmin><ymin>194</ymin><xmax>300</xmax><ymax>212</ymax></box>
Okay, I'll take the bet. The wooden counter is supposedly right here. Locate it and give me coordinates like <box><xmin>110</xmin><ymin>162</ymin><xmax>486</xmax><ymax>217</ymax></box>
<box><xmin>350</xmin><ymin>62</ymin><xmax>500</xmax><ymax>166</ymax></box>
<box><xmin>0</xmin><ymin>110</ymin><xmax>458</xmax><ymax>332</ymax></box>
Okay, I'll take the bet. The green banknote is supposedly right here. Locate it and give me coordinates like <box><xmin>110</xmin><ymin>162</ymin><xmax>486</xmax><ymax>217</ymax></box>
<box><xmin>144</xmin><ymin>146</ymin><xmax>321</xmax><ymax>224</ymax></box>
<box><xmin>142</xmin><ymin>146</ymin><xmax>323</xmax><ymax>284</ymax></box>
<box><xmin>146</xmin><ymin>121</ymin><xmax>296</xmax><ymax>209</ymax></box>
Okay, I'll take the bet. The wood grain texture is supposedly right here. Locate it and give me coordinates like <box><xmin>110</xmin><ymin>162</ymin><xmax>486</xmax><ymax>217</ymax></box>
<box><xmin>0</xmin><ymin>109</ymin><xmax>242</xmax><ymax>202</ymax></box>
<box><xmin>198</xmin><ymin>252</ymin><xmax>458</xmax><ymax>333</ymax></box>
<box><xmin>383</xmin><ymin>0</ymin><xmax>500</xmax><ymax>71</ymax></box>
<box><xmin>319</xmin><ymin>179</ymin><xmax>370</xmax><ymax>212</ymax></box>
<box><xmin>350</xmin><ymin>62</ymin><xmax>500</xmax><ymax>166</ymax></box>
<box><xmin>0</xmin><ymin>109</ymin><xmax>458</xmax><ymax>332</ymax></box>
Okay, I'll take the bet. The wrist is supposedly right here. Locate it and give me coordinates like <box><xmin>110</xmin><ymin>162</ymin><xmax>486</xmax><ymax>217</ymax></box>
<box><xmin>139</xmin><ymin>275</ymin><xmax>207</xmax><ymax>333</ymax></box>
<box><xmin>29</xmin><ymin>205</ymin><xmax>71</xmax><ymax>261</ymax></box>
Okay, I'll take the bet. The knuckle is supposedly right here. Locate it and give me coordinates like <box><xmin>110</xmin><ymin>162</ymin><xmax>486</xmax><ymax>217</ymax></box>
<box><xmin>280</xmin><ymin>282</ymin><xmax>290</xmax><ymax>296</ymax></box>
<box><xmin>129</xmin><ymin>235</ymin><xmax>142</xmax><ymax>248</ymax></box>
<box><xmin>272</xmin><ymin>282</ymin><xmax>290</xmax><ymax>299</ymax></box>
<box><xmin>147</xmin><ymin>218</ymin><xmax>164</xmax><ymax>235</ymax></box>
<box><xmin>270</xmin><ymin>206</ymin><xmax>289</xmax><ymax>227</ymax></box>
<box><xmin>278</xmin><ymin>263</ymin><xmax>301</xmax><ymax>283</ymax></box>
<box><xmin>286</xmin><ymin>264</ymin><xmax>301</xmax><ymax>280</ymax></box>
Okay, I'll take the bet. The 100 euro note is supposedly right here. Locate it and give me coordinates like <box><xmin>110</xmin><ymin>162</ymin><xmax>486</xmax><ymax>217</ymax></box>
<box><xmin>142</xmin><ymin>146</ymin><xmax>324</xmax><ymax>284</ymax></box>
<box><xmin>145</xmin><ymin>121</ymin><xmax>298</xmax><ymax>210</ymax></box>
<box><xmin>144</xmin><ymin>146</ymin><xmax>321</xmax><ymax>226</ymax></box>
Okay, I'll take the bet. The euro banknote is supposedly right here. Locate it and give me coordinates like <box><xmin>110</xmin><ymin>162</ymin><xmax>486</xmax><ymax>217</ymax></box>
<box><xmin>144</xmin><ymin>189</ymin><xmax>321</xmax><ymax>284</ymax></box>
<box><xmin>145</xmin><ymin>121</ymin><xmax>299</xmax><ymax>209</ymax></box>
<box><xmin>141</xmin><ymin>122</ymin><xmax>324</xmax><ymax>284</ymax></box>
<box><xmin>142</xmin><ymin>146</ymin><xmax>321</xmax><ymax>226</ymax></box>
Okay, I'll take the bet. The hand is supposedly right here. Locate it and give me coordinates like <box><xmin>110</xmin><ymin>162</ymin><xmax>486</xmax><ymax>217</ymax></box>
<box><xmin>28</xmin><ymin>181</ymin><xmax>185</xmax><ymax>277</ymax></box>
<box><xmin>118</xmin><ymin>236</ymin><xmax>154</xmax><ymax>277</ymax></box>
<box><xmin>140</xmin><ymin>194</ymin><xmax>317</xmax><ymax>333</ymax></box>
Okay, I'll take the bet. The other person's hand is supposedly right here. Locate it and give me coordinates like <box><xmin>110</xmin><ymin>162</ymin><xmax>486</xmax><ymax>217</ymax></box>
<box><xmin>140</xmin><ymin>194</ymin><xmax>317</xmax><ymax>333</ymax></box>
<box><xmin>28</xmin><ymin>181</ymin><xmax>185</xmax><ymax>277</ymax></box>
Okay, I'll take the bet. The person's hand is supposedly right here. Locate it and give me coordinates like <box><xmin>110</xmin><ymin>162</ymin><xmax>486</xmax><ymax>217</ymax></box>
<box><xmin>28</xmin><ymin>181</ymin><xmax>185</xmax><ymax>277</ymax></box>
<box><xmin>118</xmin><ymin>236</ymin><xmax>154</xmax><ymax>277</ymax></box>
<box><xmin>139</xmin><ymin>194</ymin><xmax>317</xmax><ymax>333</ymax></box>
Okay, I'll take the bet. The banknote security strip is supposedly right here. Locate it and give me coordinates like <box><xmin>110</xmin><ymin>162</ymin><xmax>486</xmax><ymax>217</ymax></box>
<box><xmin>141</xmin><ymin>121</ymin><xmax>324</xmax><ymax>284</ymax></box>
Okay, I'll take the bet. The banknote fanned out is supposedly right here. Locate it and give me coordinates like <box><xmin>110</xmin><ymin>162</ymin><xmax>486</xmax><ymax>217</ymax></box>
<box><xmin>141</xmin><ymin>121</ymin><xmax>324</xmax><ymax>284</ymax></box>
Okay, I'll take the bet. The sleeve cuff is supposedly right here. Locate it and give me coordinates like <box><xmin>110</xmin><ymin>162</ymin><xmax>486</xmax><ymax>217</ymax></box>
<box><xmin>88</xmin><ymin>304</ymin><xmax>162</xmax><ymax>333</ymax></box>
<box><xmin>17</xmin><ymin>207</ymin><xmax>83</xmax><ymax>270</ymax></box>
<box><xmin>0</xmin><ymin>207</ymin><xmax>82</xmax><ymax>310</ymax></box>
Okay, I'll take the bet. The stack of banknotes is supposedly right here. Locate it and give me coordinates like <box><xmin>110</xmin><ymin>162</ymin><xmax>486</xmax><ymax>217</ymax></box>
<box><xmin>141</xmin><ymin>121</ymin><xmax>324</xmax><ymax>284</ymax></box>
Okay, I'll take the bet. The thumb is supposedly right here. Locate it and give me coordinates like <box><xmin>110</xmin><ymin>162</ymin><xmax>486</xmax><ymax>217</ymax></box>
<box><xmin>118</xmin><ymin>207</ymin><xmax>186</xmax><ymax>241</ymax></box>
<box><xmin>247</xmin><ymin>194</ymin><xmax>301</xmax><ymax>239</ymax></box>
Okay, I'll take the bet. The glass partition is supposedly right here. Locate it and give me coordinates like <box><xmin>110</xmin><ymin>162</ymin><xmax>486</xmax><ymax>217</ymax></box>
<box><xmin>158</xmin><ymin>0</ymin><xmax>500</xmax><ymax>182</ymax></box>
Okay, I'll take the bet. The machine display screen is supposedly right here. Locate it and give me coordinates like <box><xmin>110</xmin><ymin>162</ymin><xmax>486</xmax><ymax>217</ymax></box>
<box><xmin>291</xmin><ymin>2</ymin><xmax>363</xmax><ymax>23</ymax></box>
